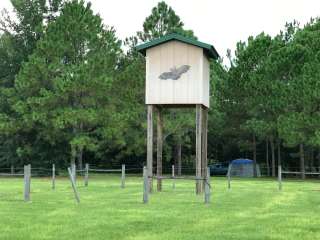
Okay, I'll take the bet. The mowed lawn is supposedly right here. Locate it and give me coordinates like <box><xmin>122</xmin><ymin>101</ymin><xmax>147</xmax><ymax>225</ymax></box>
<box><xmin>0</xmin><ymin>174</ymin><xmax>319</xmax><ymax>240</ymax></box>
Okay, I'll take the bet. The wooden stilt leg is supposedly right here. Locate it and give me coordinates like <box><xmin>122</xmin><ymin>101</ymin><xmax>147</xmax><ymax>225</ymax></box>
<box><xmin>196</xmin><ymin>105</ymin><xmax>203</xmax><ymax>194</ymax></box>
<box><xmin>156</xmin><ymin>107</ymin><xmax>163</xmax><ymax>192</ymax></box>
<box><xmin>201</xmin><ymin>107</ymin><xmax>208</xmax><ymax>191</ymax></box>
<box><xmin>147</xmin><ymin>105</ymin><xmax>154</xmax><ymax>193</ymax></box>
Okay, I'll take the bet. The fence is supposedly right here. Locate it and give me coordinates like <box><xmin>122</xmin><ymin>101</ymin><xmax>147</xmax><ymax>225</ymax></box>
<box><xmin>143</xmin><ymin>166</ymin><xmax>211</xmax><ymax>204</ymax></box>
<box><xmin>278</xmin><ymin>165</ymin><xmax>320</xmax><ymax>190</ymax></box>
<box><xmin>0</xmin><ymin>164</ymin><xmax>31</xmax><ymax>201</ymax></box>
<box><xmin>71</xmin><ymin>163</ymin><xmax>127</xmax><ymax>188</ymax></box>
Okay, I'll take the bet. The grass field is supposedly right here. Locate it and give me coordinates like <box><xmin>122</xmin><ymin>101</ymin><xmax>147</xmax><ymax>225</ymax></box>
<box><xmin>0</xmin><ymin>174</ymin><xmax>319</xmax><ymax>240</ymax></box>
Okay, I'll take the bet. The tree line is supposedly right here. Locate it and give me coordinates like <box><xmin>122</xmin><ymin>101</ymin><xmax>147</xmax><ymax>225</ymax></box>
<box><xmin>0</xmin><ymin>0</ymin><xmax>319</xmax><ymax>178</ymax></box>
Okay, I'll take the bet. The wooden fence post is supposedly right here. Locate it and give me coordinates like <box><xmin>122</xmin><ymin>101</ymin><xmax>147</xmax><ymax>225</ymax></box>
<box><xmin>121</xmin><ymin>164</ymin><xmax>125</xmax><ymax>188</ymax></box>
<box><xmin>227</xmin><ymin>164</ymin><xmax>231</xmax><ymax>189</ymax></box>
<box><xmin>204</xmin><ymin>167</ymin><xmax>210</xmax><ymax>204</ymax></box>
<box><xmin>11</xmin><ymin>165</ymin><xmax>14</xmax><ymax>175</ymax></box>
<box><xmin>52</xmin><ymin>164</ymin><xmax>55</xmax><ymax>190</ymax></box>
<box><xmin>71</xmin><ymin>163</ymin><xmax>76</xmax><ymax>184</ymax></box>
<box><xmin>172</xmin><ymin>165</ymin><xmax>175</xmax><ymax>189</ymax></box>
<box><xmin>24</xmin><ymin>164</ymin><xmax>31</xmax><ymax>202</ymax></box>
<box><xmin>278</xmin><ymin>165</ymin><xmax>282</xmax><ymax>191</ymax></box>
<box><xmin>143</xmin><ymin>166</ymin><xmax>149</xmax><ymax>204</ymax></box>
<box><xmin>68</xmin><ymin>167</ymin><xmax>80</xmax><ymax>203</ymax></box>
<box><xmin>84</xmin><ymin>163</ymin><xmax>89</xmax><ymax>187</ymax></box>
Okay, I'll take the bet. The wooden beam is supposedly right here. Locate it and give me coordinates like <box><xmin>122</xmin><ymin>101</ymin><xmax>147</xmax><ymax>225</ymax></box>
<box><xmin>147</xmin><ymin>105</ymin><xmax>154</xmax><ymax>192</ymax></box>
<box><xmin>84</xmin><ymin>163</ymin><xmax>89</xmax><ymax>187</ymax></box>
<box><xmin>121</xmin><ymin>164</ymin><xmax>125</xmax><ymax>188</ymax></box>
<box><xmin>278</xmin><ymin>165</ymin><xmax>282</xmax><ymax>191</ymax></box>
<box><xmin>196</xmin><ymin>104</ymin><xmax>203</xmax><ymax>194</ymax></box>
<box><xmin>204</xmin><ymin>167</ymin><xmax>210</xmax><ymax>204</ymax></box>
<box><xmin>201</xmin><ymin>106</ymin><xmax>208</xmax><ymax>191</ymax></box>
<box><xmin>156</xmin><ymin>106</ymin><xmax>163</xmax><ymax>192</ymax></box>
<box><xmin>24</xmin><ymin>165</ymin><xmax>31</xmax><ymax>202</ymax></box>
<box><xmin>143</xmin><ymin>166</ymin><xmax>149</xmax><ymax>203</ymax></box>
<box><xmin>71</xmin><ymin>163</ymin><xmax>76</xmax><ymax>184</ymax></box>
<box><xmin>67</xmin><ymin>167</ymin><xmax>80</xmax><ymax>203</ymax></box>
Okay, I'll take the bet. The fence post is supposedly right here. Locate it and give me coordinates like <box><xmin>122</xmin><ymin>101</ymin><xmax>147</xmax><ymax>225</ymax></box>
<box><xmin>278</xmin><ymin>165</ymin><xmax>282</xmax><ymax>191</ymax></box>
<box><xmin>172</xmin><ymin>165</ymin><xmax>175</xmax><ymax>189</ymax></box>
<box><xmin>24</xmin><ymin>164</ymin><xmax>31</xmax><ymax>202</ymax></box>
<box><xmin>227</xmin><ymin>164</ymin><xmax>231</xmax><ymax>189</ymax></box>
<box><xmin>71</xmin><ymin>163</ymin><xmax>76</xmax><ymax>184</ymax></box>
<box><xmin>67</xmin><ymin>167</ymin><xmax>80</xmax><ymax>203</ymax></box>
<box><xmin>143</xmin><ymin>166</ymin><xmax>149</xmax><ymax>204</ymax></box>
<box><xmin>121</xmin><ymin>164</ymin><xmax>125</xmax><ymax>188</ymax></box>
<box><xmin>204</xmin><ymin>167</ymin><xmax>210</xmax><ymax>204</ymax></box>
<box><xmin>11</xmin><ymin>165</ymin><xmax>14</xmax><ymax>175</ymax></box>
<box><xmin>52</xmin><ymin>164</ymin><xmax>55</xmax><ymax>190</ymax></box>
<box><xmin>84</xmin><ymin>163</ymin><xmax>89</xmax><ymax>187</ymax></box>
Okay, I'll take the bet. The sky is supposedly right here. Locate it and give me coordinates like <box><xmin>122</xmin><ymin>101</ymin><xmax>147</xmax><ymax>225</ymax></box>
<box><xmin>1</xmin><ymin>0</ymin><xmax>320</xmax><ymax>62</ymax></box>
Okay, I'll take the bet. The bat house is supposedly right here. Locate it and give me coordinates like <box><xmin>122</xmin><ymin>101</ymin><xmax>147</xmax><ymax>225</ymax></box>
<box><xmin>137</xmin><ymin>33</ymin><xmax>219</xmax><ymax>108</ymax></box>
<box><xmin>136</xmin><ymin>34</ymin><xmax>219</xmax><ymax>196</ymax></box>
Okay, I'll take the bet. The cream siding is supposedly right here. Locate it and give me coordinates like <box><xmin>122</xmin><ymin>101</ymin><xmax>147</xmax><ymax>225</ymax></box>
<box><xmin>146</xmin><ymin>40</ymin><xmax>210</xmax><ymax>108</ymax></box>
<box><xmin>202</xmin><ymin>53</ymin><xmax>210</xmax><ymax>107</ymax></box>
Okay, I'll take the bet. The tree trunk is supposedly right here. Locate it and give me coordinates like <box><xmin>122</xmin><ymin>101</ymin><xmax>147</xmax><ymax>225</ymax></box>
<box><xmin>70</xmin><ymin>145</ymin><xmax>76</xmax><ymax>166</ymax></box>
<box><xmin>300</xmin><ymin>143</ymin><xmax>305</xmax><ymax>179</ymax></box>
<box><xmin>270</xmin><ymin>137</ymin><xmax>276</xmax><ymax>177</ymax></box>
<box><xmin>253</xmin><ymin>134</ymin><xmax>257</xmax><ymax>177</ymax></box>
<box><xmin>175</xmin><ymin>141</ymin><xmax>182</xmax><ymax>176</ymax></box>
<box><xmin>216</xmin><ymin>143</ymin><xmax>218</xmax><ymax>162</ymax></box>
<box><xmin>266</xmin><ymin>140</ymin><xmax>270</xmax><ymax>176</ymax></box>
<box><xmin>318</xmin><ymin>148</ymin><xmax>320</xmax><ymax>173</ymax></box>
<box><xmin>277</xmin><ymin>139</ymin><xmax>281</xmax><ymax>171</ymax></box>
<box><xmin>310</xmin><ymin>148</ymin><xmax>314</xmax><ymax>171</ymax></box>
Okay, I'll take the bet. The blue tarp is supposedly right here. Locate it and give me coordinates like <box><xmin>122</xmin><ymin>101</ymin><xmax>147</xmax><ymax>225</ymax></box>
<box><xmin>231</xmin><ymin>159</ymin><xmax>253</xmax><ymax>165</ymax></box>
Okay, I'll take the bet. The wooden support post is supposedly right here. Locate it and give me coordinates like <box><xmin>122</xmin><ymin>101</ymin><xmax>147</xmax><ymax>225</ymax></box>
<box><xmin>24</xmin><ymin>164</ymin><xmax>31</xmax><ymax>202</ymax></box>
<box><xmin>278</xmin><ymin>165</ymin><xmax>282</xmax><ymax>191</ymax></box>
<box><xmin>67</xmin><ymin>167</ymin><xmax>80</xmax><ymax>203</ymax></box>
<box><xmin>227</xmin><ymin>164</ymin><xmax>231</xmax><ymax>190</ymax></box>
<box><xmin>156</xmin><ymin>107</ymin><xmax>163</xmax><ymax>192</ymax></box>
<box><xmin>52</xmin><ymin>164</ymin><xmax>55</xmax><ymax>190</ymax></box>
<box><xmin>121</xmin><ymin>164</ymin><xmax>125</xmax><ymax>188</ymax></box>
<box><xmin>204</xmin><ymin>167</ymin><xmax>210</xmax><ymax>204</ymax></box>
<box><xmin>172</xmin><ymin>165</ymin><xmax>175</xmax><ymax>189</ymax></box>
<box><xmin>147</xmin><ymin>105</ymin><xmax>154</xmax><ymax>193</ymax></box>
<box><xmin>71</xmin><ymin>163</ymin><xmax>76</xmax><ymax>184</ymax></box>
<box><xmin>201</xmin><ymin>107</ymin><xmax>208</xmax><ymax>191</ymax></box>
<box><xmin>84</xmin><ymin>163</ymin><xmax>89</xmax><ymax>187</ymax></box>
<box><xmin>23</xmin><ymin>165</ymin><xmax>27</xmax><ymax>201</ymax></box>
<box><xmin>196</xmin><ymin>104</ymin><xmax>203</xmax><ymax>194</ymax></box>
<box><xmin>28</xmin><ymin>164</ymin><xmax>31</xmax><ymax>198</ymax></box>
<box><xmin>143</xmin><ymin>166</ymin><xmax>149</xmax><ymax>204</ymax></box>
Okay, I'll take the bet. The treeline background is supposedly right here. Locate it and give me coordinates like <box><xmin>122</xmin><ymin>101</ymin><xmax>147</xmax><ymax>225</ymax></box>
<box><xmin>0</xmin><ymin>0</ymin><xmax>320</xmax><ymax>178</ymax></box>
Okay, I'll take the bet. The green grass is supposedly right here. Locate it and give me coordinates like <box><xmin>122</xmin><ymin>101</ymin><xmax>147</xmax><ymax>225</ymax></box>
<box><xmin>0</xmin><ymin>174</ymin><xmax>319</xmax><ymax>240</ymax></box>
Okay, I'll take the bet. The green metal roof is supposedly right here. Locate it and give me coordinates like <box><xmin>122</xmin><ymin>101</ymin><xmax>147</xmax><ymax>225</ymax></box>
<box><xmin>136</xmin><ymin>33</ymin><xmax>219</xmax><ymax>59</ymax></box>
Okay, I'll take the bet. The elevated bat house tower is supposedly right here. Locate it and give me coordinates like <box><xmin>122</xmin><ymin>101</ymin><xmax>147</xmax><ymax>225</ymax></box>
<box><xmin>137</xmin><ymin>33</ymin><xmax>219</xmax><ymax>194</ymax></box>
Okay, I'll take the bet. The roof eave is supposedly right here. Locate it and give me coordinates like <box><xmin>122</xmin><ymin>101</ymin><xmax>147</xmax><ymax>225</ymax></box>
<box><xmin>136</xmin><ymin>33</ymin><xmax>220</xmax><ymax>60</ymax></box>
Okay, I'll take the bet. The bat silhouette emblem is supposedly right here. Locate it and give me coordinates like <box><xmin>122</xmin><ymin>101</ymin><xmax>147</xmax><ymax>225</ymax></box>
<box><xmin>159</xmin><ymin>65</ymin><xmax>191</xmax><ymax>80</ymax></box>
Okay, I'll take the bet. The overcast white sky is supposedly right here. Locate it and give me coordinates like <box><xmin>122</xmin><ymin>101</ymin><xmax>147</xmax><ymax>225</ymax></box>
<box><xmin>1</xmin><ymin>0</ymin><xmax>320</xmax><ymax>61</ymax></box>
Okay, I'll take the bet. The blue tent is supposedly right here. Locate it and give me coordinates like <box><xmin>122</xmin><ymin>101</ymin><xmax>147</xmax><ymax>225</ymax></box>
<box><xmin>231</xmin><ymin>159</ymin><xmax>253</xmax><ymax>165</ymax></box>
<box><xmin>229</xmin><ymin>159</ymin><xmax>261</xmax><ymax>177</ymax></box>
